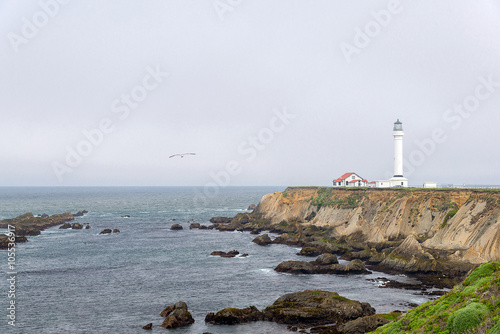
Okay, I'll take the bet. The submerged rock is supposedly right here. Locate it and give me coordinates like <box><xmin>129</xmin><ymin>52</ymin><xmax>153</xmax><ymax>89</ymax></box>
<box><xmin>160</xmin><ymin>301</ymin><xmax>194</xmax><ymax>328</ymax></box>
<box><xmin>141</xmin><ymin>323</ymin><xmax>152</xmax><ymax>330</ymax></box>
<box><xmin>99</xmin><ymin>229</ymin><xmax>112</xmax><ymax>234</ymax></box>
<box><xmin>170</xmin><ymin>224</ymin><xmax>183</xmax><ymax>230</ymax></box>
<box><xmin>205</xmin><ymin>306</ymin><xmax>263</xmax><ymax>324</ymax></box>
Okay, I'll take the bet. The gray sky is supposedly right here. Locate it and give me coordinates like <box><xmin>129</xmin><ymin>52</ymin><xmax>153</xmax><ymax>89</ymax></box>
<box><xmin>1</xmin><ymin>0</ymin><xmax>500</xmax><ymax>187</ymax></box>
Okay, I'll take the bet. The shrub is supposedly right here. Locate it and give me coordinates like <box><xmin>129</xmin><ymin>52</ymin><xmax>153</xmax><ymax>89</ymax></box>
<box><xmin>464</xmin><ymin>262</ymin><xmax>499</xmax><ymax>286</ymax></box>
<box><xmin>446</xmin><ymin>302</ymin><xmax>489</xmax><ymax>333</ymax></box>
<box><xmin>440</xmin><ymin>209</ymin><xmax>458</xmax><ymax>229</ymax></box>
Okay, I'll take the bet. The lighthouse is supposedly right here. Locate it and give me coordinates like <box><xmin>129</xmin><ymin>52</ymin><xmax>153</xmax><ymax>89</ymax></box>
<box><xmin>389</xmin><ymin>119</ymin><xmax>408</xmax><ymax>187</ymax></box>
<box><xmin>393</xmin><ymin>119</ymin><xmax>404</xmax><ymax>177</ymax></box>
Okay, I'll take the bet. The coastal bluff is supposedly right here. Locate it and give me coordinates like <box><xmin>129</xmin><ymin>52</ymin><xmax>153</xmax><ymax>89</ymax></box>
<box><xmin>254</xmin><ymin>187</ymin><xmax>500</xmax><ymax>265</ymax></box>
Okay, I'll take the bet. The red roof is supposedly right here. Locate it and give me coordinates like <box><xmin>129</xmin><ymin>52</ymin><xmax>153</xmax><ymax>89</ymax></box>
<box><xmin>337</xmin><ymin>172</ymin><xmax>354</xmax><ymax>181</ymax></box>
<box><xmin>334</xmin><ymin>172</ymin><xmax>370</xmax><ymax>183</ymax></box>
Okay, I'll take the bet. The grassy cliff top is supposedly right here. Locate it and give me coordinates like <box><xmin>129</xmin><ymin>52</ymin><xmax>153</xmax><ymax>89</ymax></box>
<box><xmin>285</xmin><ymin>186</ymin><xmax>500</xmax><ymax>194</ymax></box>
<box><xmin>371</xmin><ymin>261</ymin><xmax>500</xmax><ymax>333</ymax></box>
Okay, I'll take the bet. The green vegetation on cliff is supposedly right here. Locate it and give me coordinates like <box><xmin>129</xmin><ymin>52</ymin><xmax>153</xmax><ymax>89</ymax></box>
<box><xmin>371</xmin><ymin>261</ymin><xmax>500</xmax><ymax>333</ymax></box>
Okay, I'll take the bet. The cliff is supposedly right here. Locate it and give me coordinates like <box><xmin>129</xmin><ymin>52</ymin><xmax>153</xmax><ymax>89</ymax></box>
<box><xmin>254</xmin><ymin>187</ymin><xmax>500</xmax><ymax>265</ymax></box>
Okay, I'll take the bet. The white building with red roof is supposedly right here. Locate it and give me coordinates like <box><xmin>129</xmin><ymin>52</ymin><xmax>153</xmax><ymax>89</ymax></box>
<box><xmin>332</xmin><ymin>172</ymin><xmax>368</xmax><ymax>187</ymax></box>
<box><xmin>331</xmin><ymin>120</ymin><xmax>409</xmax><ymax>188</ymax></box>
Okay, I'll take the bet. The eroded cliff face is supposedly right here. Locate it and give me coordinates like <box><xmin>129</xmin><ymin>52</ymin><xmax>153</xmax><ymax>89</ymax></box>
<box><xmin>255</xmin><ymin>187</ymin><xmax>500</xmax><ymax>264</ymax></box>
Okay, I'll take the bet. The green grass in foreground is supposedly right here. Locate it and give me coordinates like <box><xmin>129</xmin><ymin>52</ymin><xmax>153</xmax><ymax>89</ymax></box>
<box><xmin>370</xmin><ymin>261</ymin><xmax>500</xmax><ymax>334</ymax></box>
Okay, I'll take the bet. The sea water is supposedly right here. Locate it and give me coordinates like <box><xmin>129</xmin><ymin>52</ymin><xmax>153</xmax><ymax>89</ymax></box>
<box><xmin>0</xmin><ymin>187</ymin><xmax>432</xmax><ymax>333</ymax></box>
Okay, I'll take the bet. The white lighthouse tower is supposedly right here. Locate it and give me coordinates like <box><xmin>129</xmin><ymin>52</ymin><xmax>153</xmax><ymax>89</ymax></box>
<box><xmin>389</xmin><ymin>119</ymin><xmax>408</xmax><ymax>187</ymax></box>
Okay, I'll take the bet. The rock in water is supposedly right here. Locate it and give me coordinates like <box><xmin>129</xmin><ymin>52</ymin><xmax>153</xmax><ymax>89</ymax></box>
<box><xmin>313</xmin><ymin>253</ymin><xmax>339</xmax><ymax>265</ymax></box>
<box><xmin>205</xmin><ymin>306</ymin><xmax>263</xmax><ymax>324</ymax></box>
<box><xmin>99</xmin><ymin>229</ymin><xmax>112</xmax><ymax>234</ymax></box>
<box><xmin>112</xmin><ymin>229</ymin><xmax>120</xmax><ymax>233</ymax></box>
<box><xmin>247</xmin><ymin>204</ymin><xmax>256</xmax><ymax>211</ymax></box>
<box><xmin>59</xmin><ymin>223</ymin><xmax>72</xmax><ymax>229</ymax></box>
<box><xmin>210</xmin><ymin>250</ymin><xmax>239</xmax><ymax>257</ymax></box>
<box><xmin>252</xmin><ymin>234</ymin><xmax>272</xmax><ymax>246</ymax></box>
<box><xmin>72</xmin><ymin>223</ymin><xmax>83</xmax><ymax>229</ymax></box>
<box><xmin>297</xmin><ymin>246</ymin><xmax>321</xmax><ymax>256</ymax></box>
<box><xmin>74</xmin><ymin>210</ymin><xmax>88</xmax><ymax>217</ymax></box>
<box><xmin>275</xmin><ymin>259</ymin><xmax>368</xmax><ymax>275</ymax></box>
<box><xmin>170</xmin><ymin>224</ymin><xmax>183</xmax><ymax>230</ymax></box>
<box><xmin>142</xmin><ymin>323</ymin><xmax>152</xmax><ymax>330</ymax></box>
<box><xmin>160</xmin><ymin>301</ymin><xmax>194</xmax><ymax>328</ymax></box>
<box><xmin>263</xmin><ymin>290</ymin><xmax>375</xmax><ymax>326</ymax></box>
<box><xmin>189</xmin><ymin>222</ymin><xmax>201</xmax><ymax>229</ymax></box>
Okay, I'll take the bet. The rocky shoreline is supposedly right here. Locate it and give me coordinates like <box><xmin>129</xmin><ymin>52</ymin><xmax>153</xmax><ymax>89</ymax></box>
<box><xmin>201</xmin><ymin>211</ymin><xmax>477</xmax><ymax>288</ymax></box>
<box><xmin>0</xmin><ymin>211</ymin><xmax>82</xmax><ymax>248</ymax></box>
<box><xmin>2</xmin><ymin>188</ymin><xmax>497</xmax><ymax>332</ymax></box>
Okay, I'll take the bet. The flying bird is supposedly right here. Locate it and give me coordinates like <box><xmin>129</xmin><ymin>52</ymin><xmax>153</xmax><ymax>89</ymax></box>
<box><xmin>169</xmin><ymin>153</ymin><xmax>196</xmax><ymax>158</ymax></box>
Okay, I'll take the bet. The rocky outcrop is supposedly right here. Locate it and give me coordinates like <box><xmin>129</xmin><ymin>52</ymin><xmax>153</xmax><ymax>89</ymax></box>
<box><xmin>189</xmin><ymin>222</ymin><xmax>200</xmax><ymax>229</ymax></box>
<box><xmin>72</xmin><ymin>223</ymin><xmax>83</xmax><ymax>229</ymax></box>
<box><xmin>170</xmin><ymin>224</ymin><xmax>183</xmax><ymax>230</ymax></box>
<box><xmin>263</xmin><ymin>289</ymin><xmax>375</xmax><ymax>326</ymax></box>
<box><xmin>99</xmin><ymin>229</ymin><xmax>112</xmax><ymax>234</ymax></box>
<box><xmin>247</xmin><ymin>204</ymin><xmax>257</xmax><ymax>211</ymax></box>
<box><xmin>74</xmin><ymin>210</ymin><xmax>88</xmax><ymax>217</ymax></box>
<box><xmin>297</xmin><ymin>246</ymin><xmax>321</xmax><ymax>257</ymax></box>
<box><xmin>339</xmin><ymin>313</ymin><xmax>397</xmax><ymax>334</ymax></box>
<box><xmin>59</xmin><ymin>223</ymin><xmax>72</xmax><ymax>229</ymax></box>
<box><xmin>205</xmin><ymin>306</ymin><xmax>263</xmax><ymax>324</ymax></box>
<box><xmin>112</xmin><ymin>229</ymin><xmax>120</xmax><ymax>233</ymax></box>
<box><xmin>380</xmin><ymin>235</ymin><xmax>436</xmax><ymax>272</ymax></box>
<box><xmin>275</xmin><ymin>258</ymin><xmax>368</xmax><ymax>275</ymax></box>
<box><xmin>211</xmin><ymin>250</ymin><xmax>239</xmax><ymax>258</ymax></box>
<box><xmin>252</xmin><ymin>234</ymin><xmax>272</xmax><ymax>246</ymax></box>
<box><xmin>312</xmin><ymin>253</ymin><xmax>339</xmax><ymax>265</ymax></box>
<box><xmin>0</xmin><ymin>234</ymin><xmax>27</xmax><ymax>249</ymax></box>
<box><xmin>141</xmin><ymin>323</ymin><xmax>152</xmax><ymax>330</ymax></box>
<box><xmin>253</xmin><ymin>188</ymin><xmax>500</xmax><ymax>264</ymax></box>
<box><xmin>160</xmin><ymin>301</ymin><xmax>194</xmax><ymax>328</ymax></box>
<box><xmin>0</xmin><ymin>212</ymin><xmax>75</xmax><ymax>236</ymax></box>
<box><xmin>209</xmin><ymin>217</ymin><xmax>231</xmax><ymax>225</ymax></box>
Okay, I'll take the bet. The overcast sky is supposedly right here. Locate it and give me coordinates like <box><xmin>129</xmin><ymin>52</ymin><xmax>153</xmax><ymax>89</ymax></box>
<box><xmin>1</xmin><ymin>0</ymin><xmax>499</xmax><ymax>187</ymax></box>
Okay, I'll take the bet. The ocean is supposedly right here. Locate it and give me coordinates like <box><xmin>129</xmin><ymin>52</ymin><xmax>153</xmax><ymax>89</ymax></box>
<box><xmin>0</xmin><ymin>187</ymin><xmax>433</xmax><ymax>333</ymax></box>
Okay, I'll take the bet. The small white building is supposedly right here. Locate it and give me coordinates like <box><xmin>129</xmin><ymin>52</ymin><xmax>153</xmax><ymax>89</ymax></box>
<box><xmin>332</xmin><ymin>172</ymin><xmax>368</xmax><ymax>187</ymax></box>
<box><xmin>423</xmin><ymin>182</ymin><xmax>437</xmax><ymax>188</ymax></box>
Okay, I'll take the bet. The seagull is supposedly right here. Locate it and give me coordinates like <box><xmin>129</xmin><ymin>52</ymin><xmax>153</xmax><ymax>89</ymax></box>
<box><xmin>169</xmin><ymin>153</ymin><xmax>196</xmax><ymax>158</ymax></box>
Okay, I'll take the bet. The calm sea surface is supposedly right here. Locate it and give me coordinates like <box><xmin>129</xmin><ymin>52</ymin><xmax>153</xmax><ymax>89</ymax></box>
<box><xmin>0</xmin><ymin>187</ymin><xmax>433</xmax><ymax>333</ymax></box>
